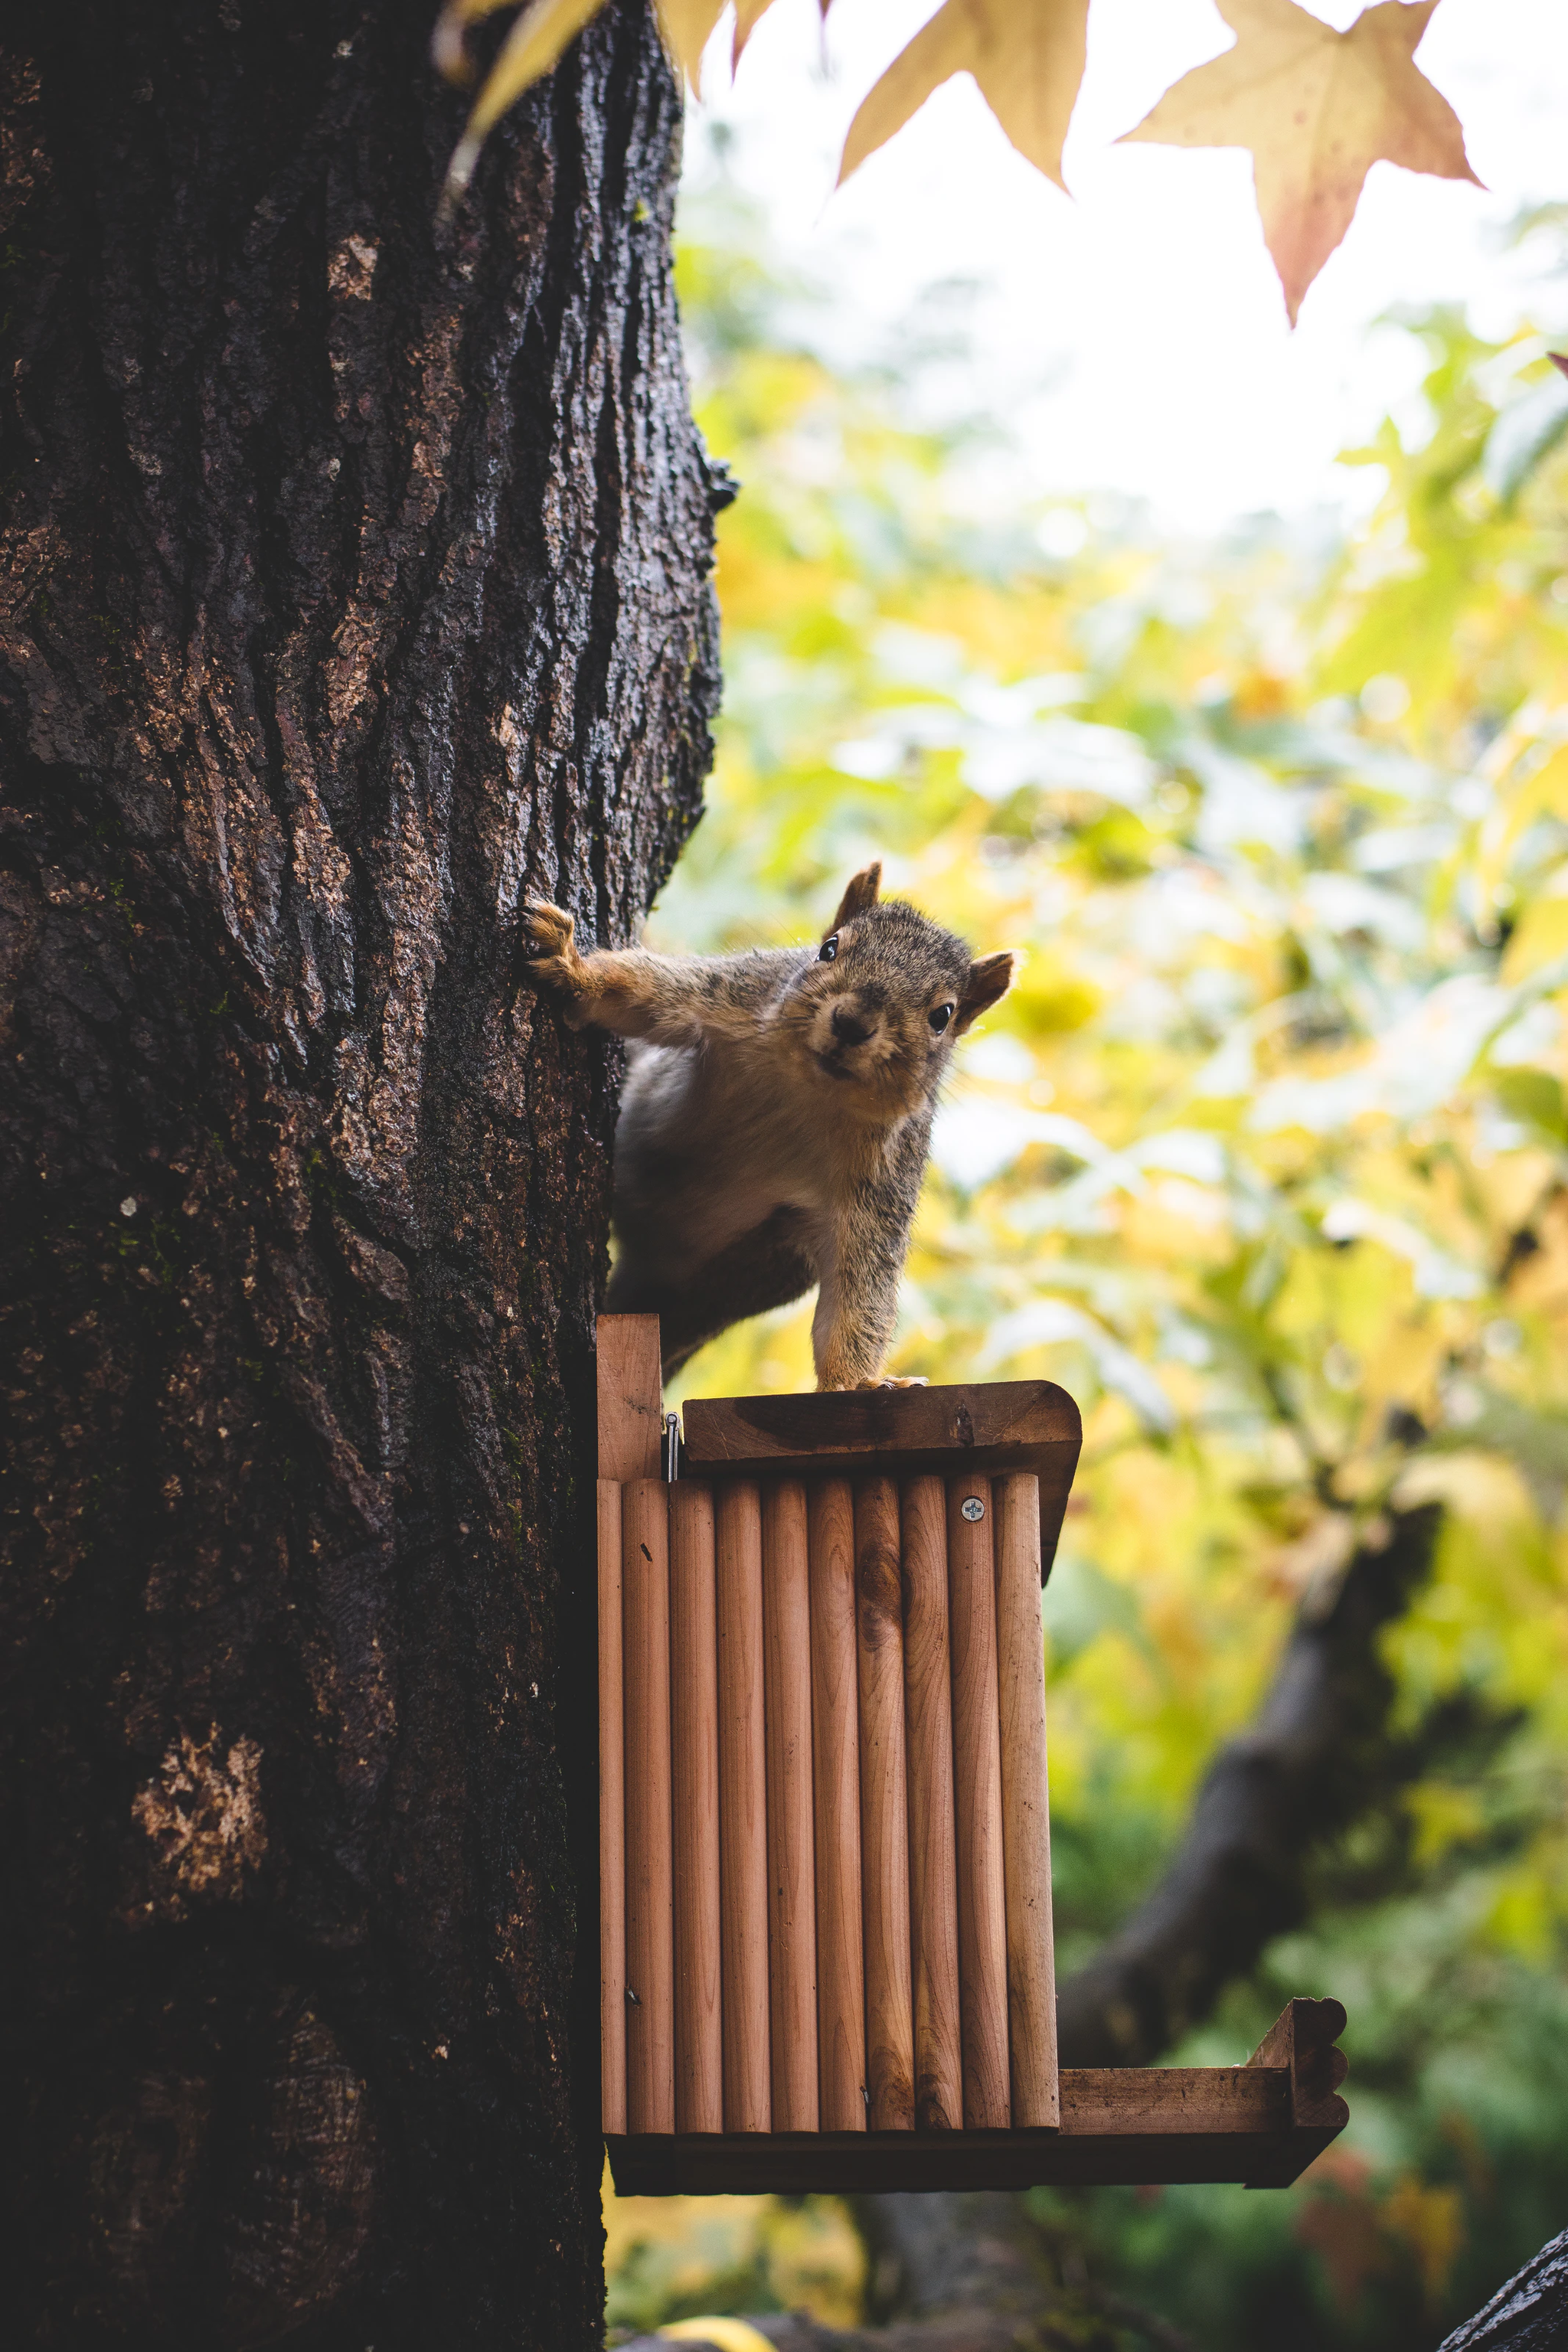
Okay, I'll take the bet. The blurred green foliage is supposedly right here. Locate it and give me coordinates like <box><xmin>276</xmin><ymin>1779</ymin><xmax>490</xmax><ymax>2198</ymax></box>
<box><xmin>606</xmin><ymin>193</ymin><xmax>1568</xmax><ymax>2350</ymax></box>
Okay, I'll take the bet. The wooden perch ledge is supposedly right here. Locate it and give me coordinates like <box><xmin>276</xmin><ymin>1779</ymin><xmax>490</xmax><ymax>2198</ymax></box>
<box><xmin>606</xmin><ymin>1997</ymin><xmax>1349</xmax><ymax>2194</ymax></box>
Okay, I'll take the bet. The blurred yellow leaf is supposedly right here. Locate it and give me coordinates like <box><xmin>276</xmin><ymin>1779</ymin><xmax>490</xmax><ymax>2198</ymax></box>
<box><xmin>839</xmin><ymin>0</ymin><xmax>1089</xmax><ymax>191</ymax></box>
<box><xmin>1501</xmin><ymin>887</ymin><xmax>1568</xmax><ymax>982</ymax></box>
<box><xmin>1122</xmin><ymin>0</ymin><xmax>1479</xmax><ymax>322</ymax></box>
<box><xmin>1404</xmin><ymin>1781</ymin><xmax>1485</xmax><ymax>1868</ymax></box>
<box><xmin>1382</xmin><ymin>2175</ymin><xmax>1465</xmax><ymax>2306</ymax></box>
<box><xmin>660</xmin><ymin>0</ymin><xmax>727</xmax><ymax>90</ymax></box>
<box><xmin>659</xmin><ymin>2324</ymin><xmax>777</xmax><ymax>2352</ymax></box>
<box><xmin>1476</xmin><ymin>740</ymin><xmax>1568</xmax><ymax>898</ymax></box>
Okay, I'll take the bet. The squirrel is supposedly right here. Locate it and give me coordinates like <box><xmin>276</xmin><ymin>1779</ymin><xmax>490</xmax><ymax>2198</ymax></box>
<box><xmin>521</xmin><ymin>864</ymin><xmax>1013</xmax><ymax>1390</ymax></box>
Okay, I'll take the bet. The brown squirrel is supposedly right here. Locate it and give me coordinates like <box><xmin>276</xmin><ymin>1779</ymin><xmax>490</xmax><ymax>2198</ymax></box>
<box><xmin>521</xmin><ymin>864</ymin><xmax>1013</xmax><ymax>1389</ymax></box>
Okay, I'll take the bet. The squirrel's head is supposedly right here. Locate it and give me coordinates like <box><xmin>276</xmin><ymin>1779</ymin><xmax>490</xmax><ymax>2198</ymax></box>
<box><xmin>777</xmin><ymin>863</ymin><xmax>1014</xmax><ymax>1120</ymax></box>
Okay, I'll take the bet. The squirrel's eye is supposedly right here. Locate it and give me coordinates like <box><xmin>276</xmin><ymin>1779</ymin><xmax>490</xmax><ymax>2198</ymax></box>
<box><xmin>929</xmin><ymin>1002</ymin><xmax>955</xmax><ymax>1035</ymax></box>
<box><xmin>819</xmin><ymin>935</ymin><xmax>839</xmax><ymax>963</ymax></box>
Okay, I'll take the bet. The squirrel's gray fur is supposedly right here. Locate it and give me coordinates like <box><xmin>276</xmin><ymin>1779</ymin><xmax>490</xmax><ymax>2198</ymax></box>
<box><xmin>521</xmin><ymin>864</ymin><xmax>1013</xmax><ymax>1389</ymax></box>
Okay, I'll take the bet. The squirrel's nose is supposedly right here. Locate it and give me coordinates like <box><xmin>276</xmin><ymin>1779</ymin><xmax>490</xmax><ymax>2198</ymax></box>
<box><xmin>831</xmin><ymin>1005</ymin><xmax>874</xmax><ymax>1048</ymax></box>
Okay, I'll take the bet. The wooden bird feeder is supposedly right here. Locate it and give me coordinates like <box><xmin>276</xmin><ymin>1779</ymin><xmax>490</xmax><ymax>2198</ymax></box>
<box><xmin>596</xmin><ymin>1315</ymin><xmax>1348</xmax><ymax>2195</ymax></box>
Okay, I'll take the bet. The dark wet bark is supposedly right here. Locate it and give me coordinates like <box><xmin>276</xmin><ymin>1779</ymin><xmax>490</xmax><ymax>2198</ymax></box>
<box><xmin>0</xmin><ymin>2</ymin><xmax>720</xmax><ymax>2345</ymax></box>
<box><xmin>1436</xmin><ymin>2226</ymin><xmax>1568</xmax><ymax>2351</ymax></box>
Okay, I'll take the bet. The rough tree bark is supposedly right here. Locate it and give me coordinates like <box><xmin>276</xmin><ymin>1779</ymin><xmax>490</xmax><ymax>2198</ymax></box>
<box><xmin>0</xmin><ymin>3</ymin><xmax>720</xmax><ymax>2345</ymax></box>
<box><xmin>1436</xmin><ymin>2227</ymin><xmax>1568</xmax><ymax>2352</ymax></box>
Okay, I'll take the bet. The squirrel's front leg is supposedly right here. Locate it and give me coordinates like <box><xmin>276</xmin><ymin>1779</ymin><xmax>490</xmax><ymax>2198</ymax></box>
<box><xmin>521</xmin><ymin>900</ymin><xmax>710</xmax><ymax>1044</ymax></box>
<box><xmin>811</xmin><ymin>1191</ymin><xmax>926</xmax><ymax>1392</ymax></box>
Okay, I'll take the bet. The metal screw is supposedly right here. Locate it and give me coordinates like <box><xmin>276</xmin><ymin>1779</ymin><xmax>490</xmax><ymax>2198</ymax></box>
<box><xmin>960</xmin><ymin>1496</ymin><xmax>985</xmax><ymax>1522</ymax></box>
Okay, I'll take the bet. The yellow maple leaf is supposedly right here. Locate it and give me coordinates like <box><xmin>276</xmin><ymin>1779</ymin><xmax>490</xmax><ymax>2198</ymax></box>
<box><xmin>660</xmin><ymin>0</ymin><xmax>728</xmax><ymax>92</ymax></box>
<box><xmin>436</xmin><ymin>0</ymin><xmax>609</xmax><ymax>210</ymax></box>
<box><xmin>658</xmin><ymin>2325</ymin><xmax>777</xmax><ymax>2352</ymax></box>
<box><xmin>1122</xmin><ymin>0</ymin><xmax>1480</xmax><ymax>324</ymax></box>
<box><xmin>839</xmin><ymin>0</ymin><xmax>1089</xmax><ymax>191</ymax></box>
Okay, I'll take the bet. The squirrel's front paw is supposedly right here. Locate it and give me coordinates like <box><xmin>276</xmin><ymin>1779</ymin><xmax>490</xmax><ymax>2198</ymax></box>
<box><xmin>521</xmin><ymin>899</ymin><xmax>577</xmax><ymax>965</ymax></box>
<box><xmin>857</xmin><ymin>1375</ymin><xmax>929</xmax><ymax>1390</ymax></box>
<box><xmin>521</xmin><ymin>900</ymin><xmax>593</xmax><ymax>1017</ymax></box>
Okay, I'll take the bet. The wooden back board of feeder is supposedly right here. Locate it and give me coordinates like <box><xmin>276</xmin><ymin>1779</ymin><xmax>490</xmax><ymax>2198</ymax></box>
<box><xmin>596</xmin><ymin>1315</ymin><xmax>1349</xmax><ymax>2194</ymax></box>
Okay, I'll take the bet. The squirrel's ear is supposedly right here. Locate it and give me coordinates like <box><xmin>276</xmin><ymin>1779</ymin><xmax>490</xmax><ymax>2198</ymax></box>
<box><xmin>828</xmin><ymin>862</ymin><xmax>881</xmax><ymax>934</ymax></box>
<box><xmin>955</xmin><ymin>951</ymin><xmax>1014</xmax><ymax>1034</ymax></box>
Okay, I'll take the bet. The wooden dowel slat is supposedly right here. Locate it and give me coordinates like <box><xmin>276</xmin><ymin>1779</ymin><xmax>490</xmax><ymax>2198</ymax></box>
<box><xmin>671</xmin><ymin>1481</ymin><xmax>723</xmax><ymax>2134</ymax></box>
<box><xmin>854</xmin><ymin>1475</ymin><xmax>914</xmax><ymax>2131</ymax></box>
<box><xmin>995</xmin><ymin>1473</ymin><xmax>1059</xmax><ymax>2128</ymax></box>
<box><xmin>900</xmin><ymin>1474</ymin><xmax>962</xmax><ymax>2132</ymax></box>
<box><xmin>623</xmin><ymin>1477</ymin><xmax>674</xmax><ymax>2134</ymax></box>
<box><xmin>717</xmin><ymin>1481</ymin><xmax>770</xmax><ymax>2132</ymax></box>
<box><xmin>808</xmin><ymin>1478</ymin><xmax>865</xmax><ymax>2132</ymax></box>
<box><xmin>763</xmin><ymin>1479</ymin><xmax>818</xmax><ymax>2132</ymax></box>
<box><xmin>598</xmin><ymin>1478</ymin><xmax>626</xmax><ymax>2136</ymax></box>
<box><xmin>948</xmin><ymin>1474</ymin><xmax>1010</xmax><ymax>2130</ymax></box>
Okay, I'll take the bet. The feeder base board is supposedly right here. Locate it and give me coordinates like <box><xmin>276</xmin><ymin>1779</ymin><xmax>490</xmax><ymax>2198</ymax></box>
<box><xmin>606</xmin><ymin>2053</ymin><xmax>1345</xmax><ymax>2194</ymax></box>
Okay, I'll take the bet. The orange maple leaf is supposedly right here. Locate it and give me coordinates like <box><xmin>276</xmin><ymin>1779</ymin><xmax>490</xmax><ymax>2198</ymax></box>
<box><xmin>1122</xmin><ymin>0</ymin><xmax>1481</xmax><ymax>324</ymax></box>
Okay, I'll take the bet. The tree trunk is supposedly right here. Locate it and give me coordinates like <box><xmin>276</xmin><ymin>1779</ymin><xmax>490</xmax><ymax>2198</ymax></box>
<box><xmin>1436</xmin><ymin>2227</ymin><xmax>1568</xmax><ymax>2352</ymax></box>
<box><xmin>0</xmin><ymin>3</ymin><xmax>720</xmax><ymax>2344</ymax></box>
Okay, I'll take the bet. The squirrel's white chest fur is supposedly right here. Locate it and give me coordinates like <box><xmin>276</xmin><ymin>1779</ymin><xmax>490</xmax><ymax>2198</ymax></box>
<box><xmin>613</xmin><ymin>1034</ymin><xmax>887</xmax><ymax>1277</ymax></box>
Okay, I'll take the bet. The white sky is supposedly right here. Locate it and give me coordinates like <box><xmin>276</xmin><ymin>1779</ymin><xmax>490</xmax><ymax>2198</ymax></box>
<box><xmin>677</xmin><ymin>0</ymin><xmax>1568</xmax><ymax>528</ymax></box>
